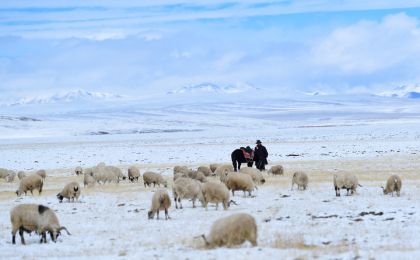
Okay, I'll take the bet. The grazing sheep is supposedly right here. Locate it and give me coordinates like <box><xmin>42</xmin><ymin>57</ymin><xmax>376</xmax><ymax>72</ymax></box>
<box><xmin>148</xmin><ymin>189</ymin><xmax>171</xmax><ymax>220</ymax></box>
<box><xmin>174</xmin><ymin>172</ymin><xmax>188</xmax><ymax>181</ymax></box>
<box><xmin>18</xmin><ymin>171</ymin><xmax>26</xmax><ymax>180</ymax></box>
<box><xmin>57</xmin><ymin>182</ymin><xmax>81</xmax><ymax>202</ymax></box>
<box><xmin>107</xmin><ymin>166</ymin><xmax>126</xmax><ymax>181</ymax></box>
<box><xmin>214</xmin><ymin>164</ymin><xmax>234</xmax><ymax>177</ymax></box>
<box><xmin>74</xmin><ymin>166</ymin><xmax>83</xmax><ymax>176</ymax></box>
<box><xmin>197</xmin><ymin>166</ymin><xmax>212</xmax><ymax>177</ymax></box>
<box><xmin>189</xmin><ymin>170</ymin><xmax>208</xmax><ymax>183</ymax></box>
<box><xmin>201</xmin><ymin>182</ymin><xmax>231</xmax><ymax>210</ymax></box>
<box><xmin>16</xmin><ymin>174</ymin><xmax>43</xmax><ymax>196</ymax></box>
<box><xmin>143</xmin><ymin>171</ymin><xmax>167</xmax><ymax>188</ymax></box>
<box><xmin>268</xmin><ymin>165</ymin><xmax>284</xmax><ymax>176</ymax></box>
<box><xmin>209</xmin><ymin>164</ymin><xmax>221</xmax><ymax>173</ymax></box>
<box><xmin>174</xmin><ymin>166</ymin><xmax>190</xmax><ymax>175</ymax></box>
<box><xmin>173</xmin><ymin>177</ymin><xmax>203</xmax><ymax>209</ymax></box>
<box><xmin>128</xmin><ymin>165</ymin><xmax>140</xmax><ymax>182</ymax></box>
<box><xmin>333</xmin><ymin>173</ymin><xmax>361</xmax><ymax>196</ymax></box>
<box><xmin>291</xmin><ymin>171</ymin><xmax>308</xmax><ymax>190</ymax></box>
<box><xmin>10</xmin><ymin>204</ymin><xmax>71</xmax><ymax>244</ymax></box>
<box><xmin>382</xmin><ymin>175</ymin><xmax>402</xmax><ymax>197</ymax></box>
<box><xmin>239</xmin><ymin>167</ymin><xmax>266</xmax><ymax>185</ymax></box>
<box><xmin>36</xmin><ymin>169</ymin><xmax>47</xmax><ymax>180</ymax></box>
<box><xmin>91</xmin><ymin>166</ymin><xmax>119</xmax><ymax>184</ymax></box>
<box><xmin>0</xmin><ymin>168</ymin><xmax>16</xmax><ymax>183</ymax></box>
<box><xmin>201</xmin><ymin>213</ymin><xmax>257</xmax><ymax>248</ymax></box>
<box><xmin>220</xmin><ymin>172</ymin><xmax>255</xmax><ymax>197</ymax></box>
<box><xmin>83</xmin><ymin>169</ymin><xmax>95</xmax><ymax>187</ymax></box>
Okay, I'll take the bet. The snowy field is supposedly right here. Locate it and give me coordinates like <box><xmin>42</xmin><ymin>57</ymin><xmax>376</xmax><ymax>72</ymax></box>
<box><xmin>1</xmin><ymin>94</ymin><xmax>420</xmax><ymax>259</ymax></box>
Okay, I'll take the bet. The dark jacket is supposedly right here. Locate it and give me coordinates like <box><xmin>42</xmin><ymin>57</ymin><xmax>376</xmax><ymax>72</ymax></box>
<box><xmin>254</xmin><ymin>144</ymin><xmax>268</xmax><ymax>164</ymax></box>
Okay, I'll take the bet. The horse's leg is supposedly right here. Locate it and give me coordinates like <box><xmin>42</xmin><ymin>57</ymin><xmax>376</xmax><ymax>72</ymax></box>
<box><xmin>237</xmin><ymin>162</ymin><xmax>241</xmax><ymax>171</ymax></box>
<box><xmin>247</xmin><ymin>160</ymin><xmax>253</xmax><ymax>167</ymax></box>
<box><xmin>232</xmin><ymin>155</ymin><xmax>238</xmax><ymax>172</ymax></box>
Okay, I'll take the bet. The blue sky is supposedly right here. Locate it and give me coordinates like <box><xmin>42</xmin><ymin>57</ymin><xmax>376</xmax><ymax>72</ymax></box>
<box><xmin>1</xmin><ymin>1</ymin><xmax>420</xmax><ymax>98</ymax></box>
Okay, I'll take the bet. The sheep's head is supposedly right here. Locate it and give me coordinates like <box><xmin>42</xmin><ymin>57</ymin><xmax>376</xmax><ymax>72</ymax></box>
<box><xmin>50</xmin><ymin>226</ymin><xmax>71</xmax><ymax>242</ymax></box>
<box><xmin>57</xmin><ymin>193</ymin><xmax>64</xmax><ymax>202</ymax></box>
<box><xmin>147</xmin><ymin>210</ymin><xmax>154</xmax><ymax>219</ymax></box>
<box><xmin>381</xmin><ymin>186</ymin><xmax>387</xmax><ymax>194</ymax></box>
<box><xmin>261</xmin><ymin>178</ymin><xmax>266</xmax><ymax>184</ymax></box>
<box><xmin>16</xmin><ymin>189</ymin><xmax>24</xmax><ymax>196</ymax></box>
<box><xmin>163</xmin><ymin>180</ymin><xmax>168</xmax><ymax>188</ymax></box>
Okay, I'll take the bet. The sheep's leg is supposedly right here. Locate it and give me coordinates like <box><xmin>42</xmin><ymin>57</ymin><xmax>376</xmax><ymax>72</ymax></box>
<box><xmin>250</xmin><ymin>239</ymin><xmax>257</xmax><ymax>247</ymax></box>
<box><xmin>19</xmin><ymin>228</ymin><xmax>25</xmax><ymax>245</ymax></box>
<box><xmin>179</xmin><ymin>198</ymin><xmax>183</xmax><ymax>209</ymax></box>
<box><xmin>156</xmin><ymin>210</ymin><xmax>159</xmax><ymax>220</ymax></box>
<box><xmin>12</xmin><ymin>228</ymin><xmax>18</xmax><ymax>244</ymax></box>
<box><xmin>192</xmin><ymin>198</ymin><xmax>196</xmax><ymax>208</ymax></box>
<box><xmin>204</xmin><ymin>201</ymin><xmax>208</xmax><ymax>211</ymax></box>
<box><xmin>165</xmin><ymin>208</ymin><xmax>170</xmax><ymax>220</ymax></box>
<box><xmin>291</xmin><ymin>183</ymin><xmax>294</xmax><ymax>191</ymax></box>
<box><xmin>174</xmin><ymin>196</ymin><xmax>178</xmax><ymax>209</ymax></box>
<box><xmin>215</xmin><ymin>202</ymin><xmax>219</xmax><ymax>210</ymax></box>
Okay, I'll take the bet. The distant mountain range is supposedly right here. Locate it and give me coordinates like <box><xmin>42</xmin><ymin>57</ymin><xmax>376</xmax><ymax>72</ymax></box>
<box><xmin>167</xmin><ymin>82</ymin><xmax>259</xmax><ymax>94</ymax></box>
<box><xmin>3</xmin><ymin>90</ymin><xmax>125</xmax><ymax>106</ymax></box>
<box><xmin>377</xmin><ymin>85</ymin><xmax>420</xmax><ymax>99</ymax></box>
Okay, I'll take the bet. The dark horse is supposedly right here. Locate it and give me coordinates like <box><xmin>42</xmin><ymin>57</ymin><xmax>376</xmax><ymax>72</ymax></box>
<box><xmin>231</xmin><ymin>147</ymin><xmax>254</xmax><ymax>172</ymax></box>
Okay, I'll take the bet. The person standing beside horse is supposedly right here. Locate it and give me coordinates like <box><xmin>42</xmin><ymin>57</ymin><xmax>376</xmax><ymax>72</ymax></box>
<box><xmin>254</xmin><ymin>140</ymin><xmax>268</xmax><ymax>171</ymax></box>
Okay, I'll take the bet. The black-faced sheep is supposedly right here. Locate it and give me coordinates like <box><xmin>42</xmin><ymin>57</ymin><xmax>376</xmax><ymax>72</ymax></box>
<box><xmin>201</xmin><ymin>213</ymin><xmax>257</xmax><ymax>248</ymax></box>
<box><xmin>382</xmin><ymin>175</ymin><xmax>402</xmax><ymax>197</ymax></box>
<box><xmin>57</xmin><ymin>182</ymin><xmax>81</xmax><ymax>202</ymax></box>
<box><xmin>10</xmin><ymin>204</ymin><xmax>71</xmax><ymax>244</ymax></box>
<box><xmin>128</xmin><ymin>165</ymin><xmax>140</xmax><ymax>182</ymax></box>
<box><xmin>291</xmin><ymin>171</ymin><xmax>308</xmax><ymax>190</ymax></box>
<box><xmin>16</xmin><ymin>174</ymin><xmax>43</xmax><ymax>196</ymax></box>
<box><xmin>209</xmin><ymin>164</ymin><xmax>221</xmax><ymax>173</ymax></box>
<box><xmin>148</xmin><ymin>189</ymin><xmax>171</xmax><ymax>220</ymax></box>
<box><xmin>74</xmin><ymin>166</ymin><xmax>83</xmax><ymax>176</ymax></box>
<box><xmin>143</xmin><ymin>171</ymin><xmax>167</xmax><ymax>188</ymax></box>
<box><xmin>173</xmin><ymin>177</ymin><xmax>203</xmax><ymax>209</ymax></box>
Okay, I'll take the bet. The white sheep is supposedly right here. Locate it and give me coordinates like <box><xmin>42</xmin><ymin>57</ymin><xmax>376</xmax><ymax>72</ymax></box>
<box><xmin>214</xmin><ymin>164</ymin><xmax>234</xmax><ymax>177</ymax></box>
<box><xmin>268</xmin><ymin>165</ymin><xmax>284</xmax><ymax>176</ymax></box>
<box><xmin>10</xmin><ymin>204</ymin><xmax>71</xmax><ymax>244</ymax></box>
<box><xmin>143</xmin><ymin>171</ymin><xmax>167</xmax><ymax>188</ymax></box>
<box><xmin>83</xmin><ymin>169</ymin><xmax>95</xmax><ymax>187</ymax></box>
<box><xmin>17</xmin><ymin>171</ymin><xmax>26</xmax><ymax>180</ymax></box>
<box><xmin>148</xmin><ymin>189</ymin><xmax>171</xmax><ymax>220</ymax></box>
<box><xmin>201</xmin><ymin>213</ymin><xmax>257</xmax><ymax>248</ymax></box>
<box><xmin>74</xmin><ymin>166</ymin><xmax>83</xmax><ymax>176</ymax></box>
<box><xmin>173</xmin><ymin>177</ymin><xmax>203</xmax><ymax>209</ymax></box>
<box><xmin>220</xmin><ymin>172</ymin><xmax>255</xmax><ymax>197</ymax></box>
<box><xmin>333</xmin><ymin>173</ymin><xmax>361</xmax><ymax>196</ymax></box>
<box><xmin>57</xmin><ymin>182</ymin><xmax>81</xmax><ymax>202</ymax></box>
<box><xmin>91</xmin><ymin>166</ymin><xmax>118</xmax><ymax>184</ymax></box>
<box><xmin>188</xmin><ymin>170</ymin><xmax>208</xmax><ymax>183</ymax></box>
<box><xmin>36</xmin><ymin>169</ymin><xmax>47</xmax><ymax>180</ymax></box>
<box><xmin>201</xmin><ymin>182</ymin><xmax>231</xmax><ymax>210</ymax></box>
<box><xmin>0</xmin><ymin>168</ymin><xmax>16</xmax><ymax>183</ymax></box>
<box><xmin>291</xmin><ymin>171</ymin><xmax>308</xmax><ymax>190</ymax></box>
<box><xmin>16</xmin><ymin>174</ymin><xmax>43</xmax><ymax>196</ymax></box>
<box><xmin>107</xmin><ymin>165</ymin><xmax>126</xmax><ymax>181</ymax></box>
<box><xmin>197</xmin><ymin>166</ymin><xmax>213</xmax><ymax>177</ymax></box>
<box><xmin>127</xmin><ymin>165</ymin><xmax>140</xmax><ymax>182</ymax></box>
<box><xmin>209</xmin><ymin>164</ymin><xmax>221</xmax><ymax>173</ymax></box>
<box><xmin>174</xmin><ymin>165</ymin><xmax>190</xmax><ymax>175</ymax></box>
<box><xmin>382</xmin><ymin>175</ymin><xmax>402</xmax><ymax>197</ymax></box>
<box><xmin>239</xmin><ymin>167</ymin><xmax>266</xmax><ymax>185</ymax></box>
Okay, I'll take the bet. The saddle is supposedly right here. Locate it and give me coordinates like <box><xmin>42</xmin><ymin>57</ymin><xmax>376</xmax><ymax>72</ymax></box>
<box><xmin>241</xmin><ymin>148</ymin><xmax>254</xmax><ymax>162</ymax></box>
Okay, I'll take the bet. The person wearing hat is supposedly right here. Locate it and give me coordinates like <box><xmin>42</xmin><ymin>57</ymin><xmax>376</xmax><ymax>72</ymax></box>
<box><xmin>254</xmin><ymin>140</ymin><xmax>268</xmax><ymax>171</ymax></box>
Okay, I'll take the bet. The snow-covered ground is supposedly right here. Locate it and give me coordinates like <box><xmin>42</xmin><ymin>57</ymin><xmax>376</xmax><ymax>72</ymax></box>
<box><xmin>1</xmin><ymin>93</ymin><xmax>420</xmax><ymax>258</ymax></box>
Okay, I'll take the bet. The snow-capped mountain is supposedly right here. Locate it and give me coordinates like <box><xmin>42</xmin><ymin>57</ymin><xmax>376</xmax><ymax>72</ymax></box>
<box><xmin>167</xmin><ymin>82</ymin><xmax>258</xmax><ymax>94</ymax></box>
<box><xmin>377</xmin><ymin>85</ymin><xmax>420</xmax><ymax>99</ymax></box>
<box><xmin>5</xmin><ymin>90</ymin><xmax>125</xmax><ymax>106</ymax></box>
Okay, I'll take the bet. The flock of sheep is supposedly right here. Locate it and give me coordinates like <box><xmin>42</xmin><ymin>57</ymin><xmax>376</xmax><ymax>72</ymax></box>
<box><xmin>0</xmin><ymin>162</ymin><xmax>403</xmax><ymax>248</ymax></box>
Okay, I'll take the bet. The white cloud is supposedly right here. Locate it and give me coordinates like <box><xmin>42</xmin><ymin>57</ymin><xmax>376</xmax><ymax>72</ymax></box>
<box><xmin>311</xmin><ymin>13</ymin><xmax>420</xmax><ymax>74</ymax></box>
